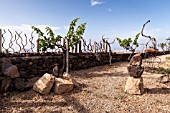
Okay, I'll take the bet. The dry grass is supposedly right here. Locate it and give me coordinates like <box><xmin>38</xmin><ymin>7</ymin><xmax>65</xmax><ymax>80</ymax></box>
<box><xmin>1</xmin><ymin>55</ymin><xmax>170</xmax><ymax>113</ymax></box>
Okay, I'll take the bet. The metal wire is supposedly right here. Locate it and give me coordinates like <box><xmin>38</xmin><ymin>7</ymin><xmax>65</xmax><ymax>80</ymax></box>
<box><xmin>1</xmin><ymin>29</ymin><xmax>36</xmax><ymax>54</ymax></box>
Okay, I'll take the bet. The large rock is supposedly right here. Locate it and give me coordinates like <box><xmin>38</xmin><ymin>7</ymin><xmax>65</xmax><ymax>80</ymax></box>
<box><xmin>1</xmin><ymin>58</ymin><xmax>19</xmax><ymax>78</ymax></box>
<box><xmin>124</xmin><ymin>77</ymin><xmax>144</xmax><ymax>95</ymax></box>
<box><xmin>1</xmin><ymin>77</ymin><xmax>12</xmax><ymax>93</ymax></box>
<box><xmin>33</xmin><ymin>73</ymin><xmax>55</xmax><ymax>95</ymax></box>
<box><xmin>25</xmin><ymin>77</ymin><xmax>40</xmax><ymax>89</ymax></box>
<box><xmin>14</xmin><ymin>78</ymin><xmax>26</xmax><ymax>91</ymax></box>
<box><xmin>127</xmin><ymin>66</ymin><xmax>144</xmax><ymax>78</ymax></box>
<box><xmin>53</xmin><ymin>78</ymin><xmax>74</xmax><ymax>94</ymax></box>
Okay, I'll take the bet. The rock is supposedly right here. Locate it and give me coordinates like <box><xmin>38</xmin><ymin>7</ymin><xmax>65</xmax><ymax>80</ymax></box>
<box><xmin>1</xmin><ymin>58</ymin><xmax>19</xmax><ymax>78</ymax></box>
<box><xmin>25</xmin><ymin>77</ymin><xmax>40</xmax><ymax>89</ymax></box>
<box><xmin>37</xmin><ymin>70</ymin><xmax>48</xmax><ymax>75</ymax></box>
<box><xmin>1</xmin><ymin>77</ymin><xmax>12</xmax><ymax>93</ymax></box>
<box><xmin>33</xmin><ymin>73</ymin><xmax>55</xmax><ymax>95</ymax></box>
<box><xmin>53</xmin><ymin>63</ymin><xmax>60</xmax><ymax>78</ymax></box>
<box><xmin>129</xmin><ymin>53</ymin><xmax>142</xmax><ymax>66</ymax></box>
<box><xmin>18</xmin><ymin>62</ymin><xmax>27</xmax><ymax>69</ymax></box>
<box><xmin>31</xmin><ymin>69</ymin><xmax>38</xmax><ymax>75</ymax></box>
<box><xmin>127</xmin><ymin>66</ymin><xmax>144</xmax><ymax>78</ymax></box>
<box><xmin>1</xmin><ymin>58</ymin><xmax>11</xmax><ymax>63</ymax></box>
<box><xmin>63</xmin><ymin>72</ymin><xmax>71</xmax><ymax>80</ymax></box>
<box><xmin>0</xmin><ymin>71</ymin><xmax>3</xmax><ymax>77</ymax></box>
<box><xmin>63</xmin><ymin>72</ymin><xmax>79</xmax><ymax>87</ymax></box>
<box><xmin>19</xmin><ymin>71</ymin><xmax>28</xmax><ymax>78</ymax></box>
<box><xmin>124</xmin><ymin>77</ymin><xmax>144</xmax><ymax>95</ymax></box>
<box><xmin>159</xmin><ymin>74</ymin><xmax>169</xmax><ymax>83</ymax></box>
<box><xmin>14</xmin><ymin>78</ymin><xmax>26</xmax><ymax>91</ymax></box>
<box><xmin>53</xmin><ymin>77</ymin><xmax>74</xmax><ymax>94</ymax></box>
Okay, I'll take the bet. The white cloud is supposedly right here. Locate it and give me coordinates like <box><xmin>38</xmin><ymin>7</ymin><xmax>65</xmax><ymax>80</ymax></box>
<box><xmin>107</xmin><ymin>8</ymin><xmax>112</xmax><ymax>12</ymax></box>
<box><xmin>91</xmin><ymin>0</ymin><xmax>104</xmax><ymax>6</ymax></box>
<box><xmin>64</xmin><ymin>26</ymin><xmax>69</xmax><ymax>31</ymax></box>
<box><xmin>34</xmin><ymin>25</ymin><xmax>61</xmax><ymax>31</ymax></box>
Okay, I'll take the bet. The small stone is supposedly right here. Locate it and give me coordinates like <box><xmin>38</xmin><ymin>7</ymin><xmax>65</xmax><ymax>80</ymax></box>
<box><xmin>124</xmin><ymin>77</ymin><xmax>144</xmax><ymax>95</ymax></box>
<box><xmin>159</xmin><ymin>74</ymin><xmax>169</xmax><ymax>83</ymax></box>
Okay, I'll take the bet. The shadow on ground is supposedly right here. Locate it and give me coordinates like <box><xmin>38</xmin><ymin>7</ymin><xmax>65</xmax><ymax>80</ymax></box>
<box><xmin>0</xmin><ymin>82</ymin><xmax>89</xmax><ymax>113</ymax></box>
<box><xmin>71</xmin><ymin>63</ymin><xmax>129</xmax><ymax>78</ymax></box>
<box><xmin>145</xmin><ymin>87</ymin><xmax>170</xmax><ymax>94</ymax></box>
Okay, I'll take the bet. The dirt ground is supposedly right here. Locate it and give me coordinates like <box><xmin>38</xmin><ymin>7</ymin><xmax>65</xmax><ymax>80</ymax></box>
<box><xmin>1</xmin><ymin>54</ymin><xmax>170</xmax><ymax>113</ymax></box>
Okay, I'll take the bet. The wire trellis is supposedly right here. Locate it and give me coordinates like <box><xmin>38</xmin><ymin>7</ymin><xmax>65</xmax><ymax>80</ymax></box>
<box><xmin>0</xmin><ymin>29</ymin><xmax>114</xmax><ymax>54</ymax></box>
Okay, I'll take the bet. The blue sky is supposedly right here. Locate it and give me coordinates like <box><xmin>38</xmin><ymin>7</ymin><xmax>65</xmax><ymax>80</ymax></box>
<box><xmin>1</xmin><ymin>0</ymin><xmax>170</xmax><ymax>51</ymax></box>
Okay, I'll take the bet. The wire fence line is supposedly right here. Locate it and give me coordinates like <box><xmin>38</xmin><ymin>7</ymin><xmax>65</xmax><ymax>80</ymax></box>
<box><xmin>0</xmin><ymin>29</ymin><xmax>110</xmax><ymax>54</ymax></box>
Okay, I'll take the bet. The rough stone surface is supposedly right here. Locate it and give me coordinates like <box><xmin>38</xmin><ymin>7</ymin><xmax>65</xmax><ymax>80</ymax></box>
<box><xmin>63</xmin><ymin>72</ymin><xmax>79</xmax><ymax>87</ymax></box>
<box><xmin>53</xmin><ymin>78</ymin><xmax>74</xmax><ymax>94</ymax></box>
<box><xmin>33</xmin><ymin>73</ymin><xmax>55</xmax><ymax>95</ymax></box>
<box><xmin>14</xmin><ymin>78</ymin><xmax>26</xmax><ymax>91</ymax></box>
<box><xmin>1</xmin><ymin>77</ymin><xmax>12</xmax><ymax>93</ymax></box>
<box><xmin>127</xmin><ymin>66</ymin><xmax>144</xmax><ymax>78</ymax></box>
<box><xmin>124</xmin><ymin>77</ymin><xmax>144</xmax><ymax>95</ymax></box>
<box><xmin>25</xmin><ymin>77</ymin><xmax>40</xmax><ymax>89</ymax></box>
<box><xmin>159</xmin><ymin>74</ymin><xmax>169</xmax><ymax>83</ymax></box>
<box><xmin>1</xmin><ymin>62</ymin><xmax>20</xmax><ymax>78</ymax></box>
<box><xmin>129</xmin><ymin>53</ymin><xmax>142</xmax><ymax>66</ymax></box>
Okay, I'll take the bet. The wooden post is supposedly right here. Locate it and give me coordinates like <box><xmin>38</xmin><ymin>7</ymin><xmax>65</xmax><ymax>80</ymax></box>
<box><xmin>62</xmin><ymin>38</ymin><xmax>65</xmax><ymax>48</ymax></box>
<box><xmin>66</xmin><ymin>39</ymin><xmax>69</xmax><ymax>73</ymax></box>
<box><xmin>89</xmin><ymin>39</ymin><xmax>92</xmax><ymax>52</ymax></box>
<box><xmin>103</xmin><ymin>40</ymin><xmax>105</xmax><ymax>52</ymax></box>
<box><xmin>0</xmin><ymin>29</ymin><xmax>2</xmax><ymax>53</ymax></box>
<box><xmin>93</xmin><ymin>42</ymin><xmax>96</xmax><ymax>53</ymax></box>
<box><xmin>75</xmin><ymin>44</ymin><xmax>78</xmax><ymax>53</ymax></box>
<box><xmin>79</xmin><ymin>40</ymin><xmax>82</xmax><ymax>53</ymax></box>
<box><xmin>36</xmin><ymin>38</ymin><xmax>39</xmax><ymax>53</ymax></box>
<box><xmin>105</xmin><ymin>39</ymin><xmax>108</xmax><ymax>53</ymax></box>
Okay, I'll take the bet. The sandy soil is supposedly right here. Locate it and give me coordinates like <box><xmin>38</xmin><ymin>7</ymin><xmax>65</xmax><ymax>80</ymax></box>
<box><xmin>1</xmin><ymin>54</ymin><xmax>170</xmax><ymax>113</ymax></box>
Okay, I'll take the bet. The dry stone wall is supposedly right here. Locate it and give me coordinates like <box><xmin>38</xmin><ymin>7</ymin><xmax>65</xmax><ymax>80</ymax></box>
<box><xmin>0</xmin><ymin>51</ymin><xmax>168</xmax><ymax>78</ymax></box>
<box><xmin>0</xmin><ymin>51</ymin><xmax>169</xmax><ymax>93</ymax></box>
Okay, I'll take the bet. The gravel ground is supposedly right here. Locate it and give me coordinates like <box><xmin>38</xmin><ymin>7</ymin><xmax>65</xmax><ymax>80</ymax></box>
<box><xmin>1</xmin><ymin>54</ymin><xmax>170</xmax><ymax>113</ymax></box>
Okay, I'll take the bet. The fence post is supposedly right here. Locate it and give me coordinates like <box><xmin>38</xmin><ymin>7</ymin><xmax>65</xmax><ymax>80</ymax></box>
<box><xmin>93</xmin><ymin>42</ymin><xmax>96</xmax><ymax>53</ymax></box>
<box><xmin>105</xmin><ymin>39</ymin><xmax>108</xmax><ymax>53</ymax></box>
<box><xmin>79</xmin><ymin>40</ymin><xmax>82</xmax><ymax>53</ymax></box>
<box><xmin>0</xmin><ymin>29</ymin><xmax>2</xmax><ymax>53</ymax></box>
<box><xmin>36</xmin><ymin>38</ymin><xmax>39</xmax><ymax>53</ymax></box>
<box><xmin>66</xmin><ymin>38</ymin><xmax>69</xmax><ymax>73</ymax></box>
<box><xmin>75</xmin><ymin>44</ymin><xmax>78</xmax><ymax>53</ymax></box>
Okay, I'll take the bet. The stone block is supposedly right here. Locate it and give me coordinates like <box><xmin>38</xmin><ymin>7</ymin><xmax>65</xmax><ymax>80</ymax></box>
<box><xmin>53</xmin><ymin>78</ymin><xmax>74</xmax><ymax>94</ymax></box>
<box><xmin>124</xmin><ymin>77</ymin><xmax>144</xmax><ymax>95</ymax></box>
<box><xmin>33</xmin><ymin>73</ymin><xmax>55</xmax><ymax>95</ymax></box>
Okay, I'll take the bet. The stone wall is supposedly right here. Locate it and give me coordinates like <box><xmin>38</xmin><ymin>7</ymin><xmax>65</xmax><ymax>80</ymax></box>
<box><xmin>0</xmin><ymin>51</ymin><xmax>169</xmax><ymax>77</ymax></box>
<box><xmin>0</xmin><ymin>51</ymin><xmax>169</xmax><ymax>92</ymax></box>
